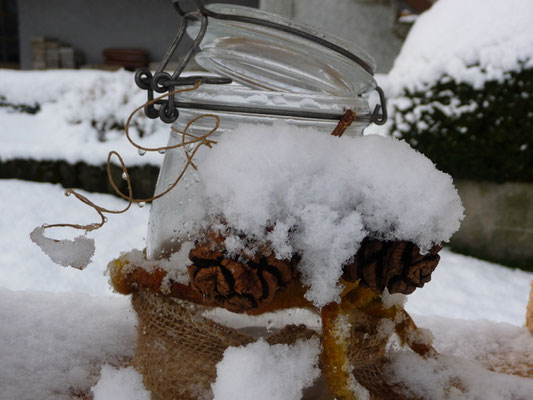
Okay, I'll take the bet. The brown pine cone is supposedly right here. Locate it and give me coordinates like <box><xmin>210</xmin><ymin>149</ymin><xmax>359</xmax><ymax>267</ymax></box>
<box><xmin>188</xmin><ymin>241</ymin><xmax>295</xmax><ymax>313</ymax></box>
<box><xmin>342</xmin><ymin>238</ymin><xmax>441</xmax><ymax>295</ymax></box>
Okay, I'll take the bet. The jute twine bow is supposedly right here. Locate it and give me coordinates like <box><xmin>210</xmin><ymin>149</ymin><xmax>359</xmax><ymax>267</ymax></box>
<box><xmin>41</xmin><ymin>80</ymin><xmax>219</xmax><ymax>234</ymax></box>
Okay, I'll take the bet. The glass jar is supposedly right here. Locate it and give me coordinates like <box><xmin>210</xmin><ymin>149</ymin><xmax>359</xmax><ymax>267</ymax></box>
<box><xmin>143</xmin><ymin>4</ymin><xmax>380</xmax><ymax>398</ymax></box>
<box><xmin>147</xmin><ymin>3</ymin><xmax>377</xmax><ymax>259</ymax></box>
<box><xmin>147</xmin><ymin>85</ymin><xmax>371</xmax><ymax>259</ymax></box>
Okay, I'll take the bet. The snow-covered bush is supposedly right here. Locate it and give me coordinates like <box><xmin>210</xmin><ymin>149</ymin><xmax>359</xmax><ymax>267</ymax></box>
<box><xmin>0</xmin><ymin>95</ymin><xmax>40</xmax><ymax>114</ymax></box>
<box><xmin>388</xmin><ymin>0</ymin><xmax>533</xmax><ymax>182</ymax></box>
<box><xmin>0</xmin><ymin>69</ymin><xmax>157</xmax><ymax>141</ymax></box>
<box><xmin>59</xmin><ymin>70</ymin><xmax>156</xmax><ymax>140</ymax></box>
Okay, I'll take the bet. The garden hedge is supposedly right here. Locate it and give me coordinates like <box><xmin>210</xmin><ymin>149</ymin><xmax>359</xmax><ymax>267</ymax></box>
<box><xmin>390</xmin><ymin>64</ymin><xmax>533</xmax><ymax>183</ymax></box>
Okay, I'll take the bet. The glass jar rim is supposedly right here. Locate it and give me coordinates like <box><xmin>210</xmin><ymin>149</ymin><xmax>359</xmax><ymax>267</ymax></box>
<box><xmin>188</xmin><ymin>3</ymin><xmax>377</xmax><ymax>97</ymax></box>
<box><xmin>175</xmin><ymin>83</ymin><xmax>370</xmax><ymax>117</ymax></box>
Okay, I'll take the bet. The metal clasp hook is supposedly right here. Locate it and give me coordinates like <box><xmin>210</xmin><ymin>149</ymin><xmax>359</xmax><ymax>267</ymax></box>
<box><xmin>370</xmin><ymin>86</ymin><xmax>387</xmax><ymax>125</ymax></box>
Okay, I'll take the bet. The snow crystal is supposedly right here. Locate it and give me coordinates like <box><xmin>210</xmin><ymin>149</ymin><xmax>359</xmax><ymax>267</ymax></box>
<box><xmin>389</xmin><ymin>0</ymin><xmax>533</xmax><ymax>93</ymax></box>
<box><xmin>192</xmin><ymin>122</ymin><xmax>463</xmax><ymax>306</ymax></box>
<box><xmin>91</xmin><ymin>365</ymin><xmax>150</xmax><ymax>400</ymax></box>
<box><xmin>30</xmin><ymin>226</ymin><xmax>95</xmax><ymax>270</ymax></box>
<box><xmin>0</xmin><ymin>288</ymin><xmax>136</xmax><ymax>400</ymax></box>
<box><xmin>212</xmin><ymin>338</ymin><xmax>321</xmax><ymax>400</ymax></box>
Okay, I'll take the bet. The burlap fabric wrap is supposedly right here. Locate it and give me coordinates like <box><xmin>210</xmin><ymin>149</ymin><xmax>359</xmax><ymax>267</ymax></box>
<box><xmin>132</xmin><ymin>291</ymin><xmax>415</xmax><ymax>400</ymax></box>
<box><xmin>132</xmin><ymin>291</ymin><xmax>319</xmax><ymax>400</ymax></box>
<box><xmin>346</xmin><ymin>310</ymin><xmax>414</xmax><ymax>400</ymax></box>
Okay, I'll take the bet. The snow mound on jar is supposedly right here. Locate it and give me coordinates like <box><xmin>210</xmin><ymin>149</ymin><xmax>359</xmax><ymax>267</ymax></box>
<box><xmin>191</xmin><ymin>122</ymin><xmax>463</xmax><ymax>307</ymax></box>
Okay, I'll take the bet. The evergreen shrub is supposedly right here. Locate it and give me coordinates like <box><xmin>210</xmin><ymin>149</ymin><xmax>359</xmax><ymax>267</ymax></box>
<box><xmin>390</xmin><ymin>64</ymin><xmax>533</xmax><ymax>182</ymax></box>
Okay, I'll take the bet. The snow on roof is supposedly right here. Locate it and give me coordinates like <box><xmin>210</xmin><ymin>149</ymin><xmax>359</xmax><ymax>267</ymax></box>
<box><xmin>389</xmin><ymin>0</ymin><xmax>533</xmax><ymax>93</ymax></box>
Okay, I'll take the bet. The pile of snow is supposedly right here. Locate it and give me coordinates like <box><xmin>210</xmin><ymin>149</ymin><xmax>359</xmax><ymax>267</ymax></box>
<box><xmin>389</xmin><ymin>0</ymin><xmax>533</xmax><ymax>93</ymax></box>
<box><xmin>387</xmin><ymin>349</ymin><xmax>533</xmax><ymax>399</ymax></box>
<box><xmin>212</xmin><ymin>338</ymin><xmax>321</xmax><ymax>400</ymax></box>
<box><xmin>386</xmin><ymin>316</ymin><xmax>533</xmax><ymax>400</ymax></box>
<box><xmin>91</xmin><ymin>366</ymin><xmax>150</xmax><ymax>400</ymax></box>
<box><xmin>417</xmin><ymin>316</ymin><xmax>533</xmax><ymax>377</ymax></box>
<box><xmin>170</xmin><ymin>123</ymin><xmax>463</xmax><ymax>306</ymax></box>
<box><xmin>406</xmin><ymin>249</ymin><xmax>533</xmax><ymax>325</ymax></box>
<box><xmin>0</xmin><ymin>288</ymin><xmax>136</xmax><ymax>400</ymax></box>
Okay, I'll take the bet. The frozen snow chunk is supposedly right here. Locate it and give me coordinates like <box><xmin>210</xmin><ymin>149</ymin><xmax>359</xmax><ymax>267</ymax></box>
<box><xmin>30</xmin><ymin>226</ymin><xmax>95</xmax><ymax>270</ymax></box>
<box><xmin>212</xmin><ymin>338</ymin><xmax>321</xmax><ymax>400</ymax></box>
<box><xmin>91</xmin><ymin>365</ymin><xmax>150</xmax><ymax>400</ymax></box>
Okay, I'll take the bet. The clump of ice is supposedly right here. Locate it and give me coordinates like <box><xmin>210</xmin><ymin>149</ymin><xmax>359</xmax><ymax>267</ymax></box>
<box><xmin>91</xmin><ymin>365</ymin><xmax>150</xmax><ymax>400</ymax></box>
<box><xmin>193</xmin><ymin>122</ymin><xmax>463</xmax><ymax>306</ymax></box>
<box><xmin>389</xmin><ymin>0</ymin><xmax>533</xmax><ymax>93</ymax></box>
<box><xmin>30</xmin><ymin>226</ymin><xmax>95</xmax><ymax>270</ymax></box>
<box><xmin>212</xmin><ymin>338</ymin><xmax>321</xmax><ymax>400</ymax></box>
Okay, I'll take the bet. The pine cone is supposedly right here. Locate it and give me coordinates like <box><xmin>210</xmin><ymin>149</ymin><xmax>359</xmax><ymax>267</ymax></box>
<box><xmin>188</xmin><ymin>241</ymin><xmax>295</xmax><ymax>313</ymax></box>
<box><xmin>342</xmin><ymin>238</ymin><xmax>441</xmax><ymax>295</ymax></box>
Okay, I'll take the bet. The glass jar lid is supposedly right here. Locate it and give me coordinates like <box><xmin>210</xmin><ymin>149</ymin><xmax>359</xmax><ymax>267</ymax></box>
<box><xmin>187</xmin><ymin>4</ymin><xmax>377</xmax><ymax>97</ymax></box>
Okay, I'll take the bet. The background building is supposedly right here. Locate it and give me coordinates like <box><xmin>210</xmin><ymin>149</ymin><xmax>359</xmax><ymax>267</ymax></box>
<box><xmin>5</xmin><ymin>0</ymin><xmax>433</xmax><ymax>72</ymax></box>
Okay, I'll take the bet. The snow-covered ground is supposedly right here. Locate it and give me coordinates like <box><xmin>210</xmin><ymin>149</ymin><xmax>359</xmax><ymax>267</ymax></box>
<box><xmin>0</xmin><ymin>180</ymin><xmax>532</xmax><ymax>399</ymax></box>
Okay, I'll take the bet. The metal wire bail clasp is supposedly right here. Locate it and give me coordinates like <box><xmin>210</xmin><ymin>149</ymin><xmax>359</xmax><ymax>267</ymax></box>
<box><xmin>370</xmin><ymin>86</ymin><xmax>387</xmax><ymax>125</ymax></box>
<box><xmin>134</xmin><ymin>1</ymin><xmax>231</xmax><ymax>123</ymax></box>
<box><xmin>134</xmin><ymin>0</ymin><xmax>388</xmax><ymax>127</ymax></box>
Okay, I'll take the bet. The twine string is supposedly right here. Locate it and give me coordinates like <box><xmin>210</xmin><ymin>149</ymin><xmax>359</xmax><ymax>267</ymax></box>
<box><xmin>42</xmin><ymin>81</ymin><xmax>220</xmax><ymax>233</ymax></box>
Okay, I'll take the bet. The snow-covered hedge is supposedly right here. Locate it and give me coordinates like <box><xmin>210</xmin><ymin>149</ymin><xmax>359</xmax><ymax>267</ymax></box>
<box><xmin>0</xmin><ymin>69</ymin><xmax>157</xmax><ymax>140</ymax></box>
<box><xmin>390</xmin><ymin>67</ymin><xmax>533</xmax><ymax>182</ymax></box>
<box><xmin>388</xmin><ymin>0</ymin><xmax>533</xmax><ymax>182</ymax></box>
<box><xmin>0</xmin><ymin>70</ymin><xmax>166</xmax><ymax>196</ymax></box>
